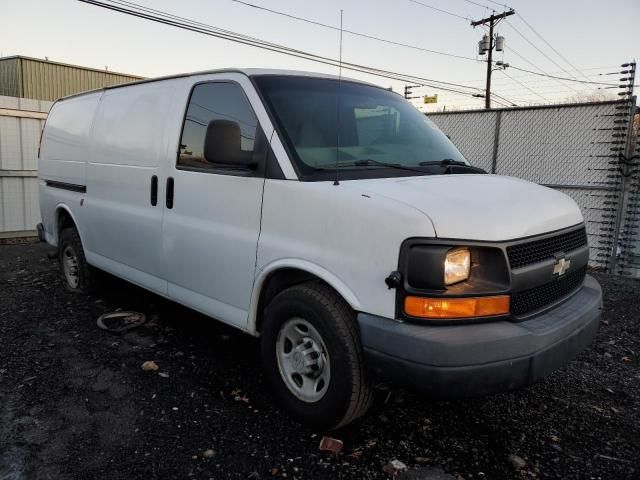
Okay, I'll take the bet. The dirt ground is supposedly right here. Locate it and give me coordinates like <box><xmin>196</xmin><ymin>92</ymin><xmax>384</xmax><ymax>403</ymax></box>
<box><xmin>0</xmin><ymin>241</ymin><xmax>638</xmax><ymax>480</ymax></box>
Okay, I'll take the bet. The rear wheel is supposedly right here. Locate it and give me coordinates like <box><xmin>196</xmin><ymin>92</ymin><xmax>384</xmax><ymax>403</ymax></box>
<box><xmin>58</xmin><ymin>227</ymin><xmax>94</xmax><ymax>293</ymax></box>
<box><xmin>261</xmin><ymin>281</ymin><xmax>373</xmax><ymax>429</ymax></box>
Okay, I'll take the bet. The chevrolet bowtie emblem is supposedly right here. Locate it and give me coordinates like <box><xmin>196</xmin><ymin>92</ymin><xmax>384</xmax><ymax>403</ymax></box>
<box><xmin>553</xmin><ymin>257</ymin><xmax>571</xmax><ymax>276</ymax></box>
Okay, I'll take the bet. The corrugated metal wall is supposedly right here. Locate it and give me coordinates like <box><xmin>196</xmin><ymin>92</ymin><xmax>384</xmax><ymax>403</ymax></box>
<box><xmin>0</xmin><ymin>56</ymin><xmax>142</xmax><ymax>102</ymax></box>
<box><xmin>0</xmin><ymin>95</ymin><xmax>53</xmax><ymax>236</ymax></box>
<box><xmin>20</xmin><ymin>57</ymin><xmax>141</xmax><ymax>101</ymax></box>
<box><xmin>0</xmin><ymin>58</ymin><xmax>22</xmax><ymax>98</ymax></box>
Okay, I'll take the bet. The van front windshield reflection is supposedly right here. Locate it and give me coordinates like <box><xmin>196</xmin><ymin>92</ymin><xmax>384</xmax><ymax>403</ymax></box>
<box><xmin>253</xmin><ymin>75</ymin><xmax>469</xmax><ymax>180</ymax></box>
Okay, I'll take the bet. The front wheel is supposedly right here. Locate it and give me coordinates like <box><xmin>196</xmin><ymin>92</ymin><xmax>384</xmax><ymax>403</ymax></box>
<box><xmin>260</xmin><ymin>281</ymin><xmax>373</xmax><ymax>429</ymax></box>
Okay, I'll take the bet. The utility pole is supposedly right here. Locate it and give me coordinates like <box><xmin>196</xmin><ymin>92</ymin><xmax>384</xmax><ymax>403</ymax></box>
<box><xmin>471</xmin><ymin>9</ymin><xmax>514</xmax><ymax>109</ymax></box>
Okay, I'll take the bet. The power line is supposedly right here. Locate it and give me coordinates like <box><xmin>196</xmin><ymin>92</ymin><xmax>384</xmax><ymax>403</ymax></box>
<box><xmin>104</xmin><ymin>0</ymin><xmax>473</xmax><ymax>92</ymax></box>
<box><xmin>491</xmin><ymin>7</ymin><xmax>617</xmax><ymax>92</ymax></box>
<box><xmin>239</xmin><ymin>0</ymin><xmax>620</xmax><ymax>90</ymax></box>
<box><xmin>405</xmin><ymin>0</ymin><xmax>470</xmax><ymax>21</ymax></box>
<box><xmin>77</xmin><ymin>0</ymin><xmax>487</xmax><ymax>99</ymax></box>
<box><xmin>515</xmin><ymin>13</ymin><xmax>594</xmax><ymax>84</ymax></box>
<box><xmin>485</xmin><ymin>0</ymin><xmax>512</xmax><ymax>8</ymax></box>
<box><xmin>490</xmin><ymin>90</ymin><xmax>519</xmax><ymax>106</ymax></box>
<box><xmin>507</xmin><ymin>46</ymin><xmax>582</xmax><ymax>93</ymax></box>
<box><xmin>396</xmin><ymin>0</ymin><xmax>617</xmax><ymax>94</ymax></box>
<box><xmin>230</xmin><ymin>0</ymin><xmax>481</xmax><ymax>63</ymax></box>
<box><xmin>459</xmin><ymin>68</ymin><xmax>627</xmax><ymax>82</ymax></box>
<box><xmin>491</xmin><ymin>98</ymin><xmax>513</xmax><ymax>107</ymax></box>
<box><xmin>455</xmin><ymin>74</ymin><xmax>627</xmax><ymax>90</ymax></box>
<box><xmin>455</xmin><ymin>77</ymin><xmax>617</xmax><ymax>89</ymax></box>
<box><xmin>503</xmin><ymin>18</ymin><xmax>585</xmax><ymax>93</ymax></box>
<box><xmin>107</xmin><ymin>0</ymin><xmax>302</xmax><ymax>50</ymax></box>
<box><xmin>487</xmin><ymin>5</ymin><xmax>599</xmax><ymax>88</ymax></box>
<box><xmin>447</xmin><ymin>65</ymin><xmax>625</xmax><ymax>84</ymax></box>
<box><xmin>491</xmin><ymin>83</ymin><xmax>629</xmax><ymax>93</ymax></box>
<box><xmin>107</xmin><ymin>0</ymin><xmax>485</xmax><ymax>92</ymax></box>
<box><xmin>457</xmin><ymin>0</ymin><xmax>492</xmax><ymax>9</ymax></box>
<box><xmin>81</xmin><ymin>0</ymin><xmax>615</xmax><ymax>110</ymax></box>
<box><xmin>508</xmin><ymin>65</ymin><xmax>626</xmax><ymax>86</ymax></box>
<box><xmin>473</xmin><ymin>84</ymin><xmax>614</xmax><ymax>95</ymax></box>
<box><xmin>498</xmin><ymin>69</ymin><xmax>550</xmax><ymax>102</ymax></box>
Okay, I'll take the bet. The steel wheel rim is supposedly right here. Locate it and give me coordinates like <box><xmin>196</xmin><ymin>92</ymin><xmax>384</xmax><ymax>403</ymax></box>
<box><xmin>276</xmin><ymin>317</ymin><xmax>331</xmax><ymax>403</ymax></box>
<box><xmin>62</xmin><ymin>245</ymin><xmax>80</xmax><ymax>288</ymax></box>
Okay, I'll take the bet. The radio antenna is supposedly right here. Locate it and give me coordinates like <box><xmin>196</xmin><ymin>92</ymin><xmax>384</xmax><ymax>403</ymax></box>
<box><xmin>333</xmin><ymin>9</ymin><xmax>343</xmax><ymax>186</ymax></box>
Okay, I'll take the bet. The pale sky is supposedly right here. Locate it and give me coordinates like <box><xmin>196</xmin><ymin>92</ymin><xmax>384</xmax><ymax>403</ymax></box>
<box><xmin>1</xmin><ymin>0</ymin><xmax>638</xmax><ymax>111</ymax></box>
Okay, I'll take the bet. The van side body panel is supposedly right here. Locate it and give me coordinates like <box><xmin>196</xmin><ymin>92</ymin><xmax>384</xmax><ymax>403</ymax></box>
<box><xmin>162</xmin><ymin>73</ymin><xmax>274</xmax><ymax>330</ymax></box>
<box><xmin>39</xmin><ymin>73</ymin><xmax>287</xmax><ymax>331</ymax></box>
<box><xmin>83</xmin><ymin>81</ymin><xmax>181</xmax><ymax>295</ymax></box>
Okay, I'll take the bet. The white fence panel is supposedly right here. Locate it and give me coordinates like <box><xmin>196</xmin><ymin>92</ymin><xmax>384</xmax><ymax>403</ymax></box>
<box><xmin>430</xmin><ymin>110</ymin><xmax>497</xmax><ymax>173</ymax></box>
<box><xmin>0</xmin><ymin>95</ymin><xmax>52</xmax><ymax>236</ymax></box>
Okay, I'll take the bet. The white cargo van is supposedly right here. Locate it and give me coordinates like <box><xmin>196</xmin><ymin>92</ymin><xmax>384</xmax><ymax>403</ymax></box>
<box><xmin>38</xmin><ymin>69</ymin><xmax>602</xmax><ymax>429</ymax></box>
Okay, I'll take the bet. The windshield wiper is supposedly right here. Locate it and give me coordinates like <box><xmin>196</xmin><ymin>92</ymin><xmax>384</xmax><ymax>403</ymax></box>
<box><xmin>351</xmin><ymin>159</ymin><xmax>427</xmax><ymax>173</ymax></box>
<box><xmin>419</xmin><ymin>159</ymin><xmax>468</xmax><ymax>167</ymax></box>
<box><xmin>312</xmin><ymin>159</ymin><xmax>425</xmax><ymax>173</ymax></box>
<box><xmin>419</xmin><ymin>159</ymin><xmax>486</xmax><ymax>174</ymax></box>
<box><xmin>312</xmin><ymin>158</ymin><xmax>483</xmax><ymax>174</ymax></box>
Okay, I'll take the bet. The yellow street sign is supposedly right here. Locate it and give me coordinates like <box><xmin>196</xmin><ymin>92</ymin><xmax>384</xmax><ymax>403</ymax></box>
<box><xmin>423</xmin><ymin>94</ymin><xmax>438</xmax><ymax>104</ymax></box>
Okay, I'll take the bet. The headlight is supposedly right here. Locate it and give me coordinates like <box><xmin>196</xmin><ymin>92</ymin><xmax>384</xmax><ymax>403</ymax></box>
<box><xmin>444</xmin><ymin>248</ymin><xmax>470</xmax><ymax>285</ymax></box>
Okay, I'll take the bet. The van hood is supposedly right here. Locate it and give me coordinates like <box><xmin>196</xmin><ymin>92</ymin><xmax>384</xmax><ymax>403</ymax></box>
<box><xmin>344</xmin><ymin>174</ymin><xmax>583</xmax><ymax>241</ymax></box>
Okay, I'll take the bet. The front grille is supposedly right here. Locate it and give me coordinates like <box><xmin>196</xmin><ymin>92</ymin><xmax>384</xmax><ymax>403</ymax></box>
<box><xmin>506</xmin><ymin>227</ymin><xmax>588</xmax><ymax>269</ymax></box>
<box><xmin>510</xmin><ymin>266</ymin><xmax>587</xmax><ymax>316</ymax></box>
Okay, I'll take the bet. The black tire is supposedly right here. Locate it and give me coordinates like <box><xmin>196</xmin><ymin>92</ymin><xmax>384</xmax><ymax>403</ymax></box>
<box><xmin>261</xmin><ymin>281</ymin><xmax>374</xmax><ymax>429</ymax></box>
<box><xmin>58</xmin><ymin>227</ymin><xmax>94</xmax><ymax>294</ymax></box>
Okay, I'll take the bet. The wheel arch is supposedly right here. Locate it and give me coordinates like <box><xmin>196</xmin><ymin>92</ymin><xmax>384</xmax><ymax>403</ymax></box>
<box><xmin>248</xmin><ymin>260</ymin><xmax>361</xmax><ymax>335</ymax></box>
<box><xmin>54</xmin><ymin>204</ymin><xmax>85</xmax><ymax>247</ymax></box>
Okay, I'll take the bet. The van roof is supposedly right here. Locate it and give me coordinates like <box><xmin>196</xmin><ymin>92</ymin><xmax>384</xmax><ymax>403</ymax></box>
<box><xmin>58</xmin><ymin>68</ymin><xmax>379</xmax><ymax>102</ymax></box>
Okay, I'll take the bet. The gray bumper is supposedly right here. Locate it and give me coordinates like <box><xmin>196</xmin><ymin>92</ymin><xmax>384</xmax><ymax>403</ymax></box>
<box><xmin>36</xmin><ymin>222</ymin><xmax>46</xmax><ymax>242</ymax></box>
<box><xmin>358</xmin><ymin>275</ymin><xmax>602</xmax><ymax>398</ymax></box>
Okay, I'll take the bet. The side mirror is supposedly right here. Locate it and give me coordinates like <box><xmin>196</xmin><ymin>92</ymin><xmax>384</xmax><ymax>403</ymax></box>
<box><xmin>204</xmin><ymin>119</ymin><xmax>257</xmax><ymax>169</ymax></box>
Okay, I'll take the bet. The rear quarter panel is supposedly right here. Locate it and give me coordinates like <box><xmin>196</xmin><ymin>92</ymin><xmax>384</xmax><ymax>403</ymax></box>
<box><xmin>38</xmin><ymin>92</ymin><xmax>102</xmax><ymax>245</ymax></box>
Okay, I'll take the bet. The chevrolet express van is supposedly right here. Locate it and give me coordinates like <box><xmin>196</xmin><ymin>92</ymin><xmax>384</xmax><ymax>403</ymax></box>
<box><xmin>38</xmin><ymin>69</ymin><xmax>602</xmax><ymax>429</ymax></box>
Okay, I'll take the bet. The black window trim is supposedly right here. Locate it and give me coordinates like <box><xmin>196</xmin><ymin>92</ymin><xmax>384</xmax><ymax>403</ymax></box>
<box><xmin>250</xmin><ymin>75</ymin><xmax>303</xmax><ymax>181</ymax></box>
<box><xmin>175</xmin><ymin>79</ymin><xmax>268</xmax><ymax>178</ymax></box>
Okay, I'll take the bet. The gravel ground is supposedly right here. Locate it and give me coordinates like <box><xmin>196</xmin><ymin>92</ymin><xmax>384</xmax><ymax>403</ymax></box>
<box><xmin>0</xmin><ymin>242</ymin><xmax>638</xmax><ymax>480</ymax></box>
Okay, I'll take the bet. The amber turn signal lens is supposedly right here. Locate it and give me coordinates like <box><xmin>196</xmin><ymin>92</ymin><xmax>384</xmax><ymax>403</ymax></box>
<box><xmin>404</xmin><ymin>295</ymin><xmax>510</xmax><ymax>319</ymax></box>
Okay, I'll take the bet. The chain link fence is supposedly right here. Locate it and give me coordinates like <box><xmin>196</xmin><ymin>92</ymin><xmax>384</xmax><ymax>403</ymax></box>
<box><xmin>429</xmin><ymin>64</ymin><xmax>639</xmax><ymax>277</ymax></box>
<box><xmin>433</xmin><ymin>110</ymin><xmax>499</xmax><ymax>173</ymax></box>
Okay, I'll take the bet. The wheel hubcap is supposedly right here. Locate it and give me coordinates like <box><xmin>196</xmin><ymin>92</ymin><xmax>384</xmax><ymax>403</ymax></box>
<box><xmin>276</xmin><ymin>318</ymin><xmax>330</xmax><ymax>403</ymax></box>
<box><xmin>62</xmin><ymin>245</ymin><xmax>80</xmax><ymax>288</ymax></box>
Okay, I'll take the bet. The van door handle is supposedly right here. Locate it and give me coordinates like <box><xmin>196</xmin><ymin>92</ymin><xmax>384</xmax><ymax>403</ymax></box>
<box><xmin>166</xmin><ymin>177</ymin><xmax>174</xmax><ymax>209</ymax></box>
<box><xmin>150</xmin><ymin>175</ymin><xmax>158</xmax><ymax>206</ymax></box>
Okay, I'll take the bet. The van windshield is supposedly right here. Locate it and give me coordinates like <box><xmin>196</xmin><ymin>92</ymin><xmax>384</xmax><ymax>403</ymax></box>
<box><xmin>253</xmin><ymin>75</ymin><xmax>471</xmax><ymax>181</ymax></box>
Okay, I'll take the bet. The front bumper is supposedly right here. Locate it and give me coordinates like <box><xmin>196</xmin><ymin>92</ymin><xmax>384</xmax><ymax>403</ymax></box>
<box><xmin>358</xmin><ymin>275</ymin><xmax>602</xmax><ymax>398</ymax></box>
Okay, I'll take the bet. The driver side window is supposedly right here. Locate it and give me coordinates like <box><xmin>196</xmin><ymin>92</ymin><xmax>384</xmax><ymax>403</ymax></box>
<box><xmin>178</xmin><ymin>82</ymin><xmax>264</xmax><ymax>172</ymax></box>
